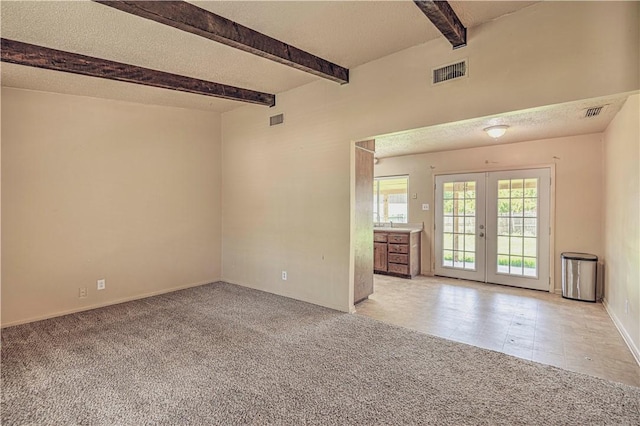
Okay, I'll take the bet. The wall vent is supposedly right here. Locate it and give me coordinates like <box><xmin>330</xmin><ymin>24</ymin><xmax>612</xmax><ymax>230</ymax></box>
<box><xmin>584</xmin><ymin>106</ymin><xmax>604</xmax><ymax>118</ymax></box>
<box><xmin>270</xmin><ymin>113</ymin><xmax>284</xmax><ymax>126</ymax></box>
<box><xmin>432</xmin><ymin>60</ymin><xmax>467</xmax><ymax>84</ymax></box>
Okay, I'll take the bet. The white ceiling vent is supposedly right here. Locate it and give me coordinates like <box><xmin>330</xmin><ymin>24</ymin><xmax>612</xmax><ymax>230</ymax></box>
<box><xmin>270</xmin><ymin>113</ymin><xmax>284</xmax><ymax>126</ymax></box>
<box><xmin>584</xmin><ymin>106</ymin><xmax>605</xmax><ymax>118</ymax></box>
<box><xmin>432</xmin><ymin>60</ymin><xmax>467</xmax><ymax>85</ymax></box>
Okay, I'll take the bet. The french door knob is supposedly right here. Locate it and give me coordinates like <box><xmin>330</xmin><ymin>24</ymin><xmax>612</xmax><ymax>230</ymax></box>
<box><xmin>479</xmin><ymin>232</ymin><xmax>485</xmax><ymax>237</ymax></box>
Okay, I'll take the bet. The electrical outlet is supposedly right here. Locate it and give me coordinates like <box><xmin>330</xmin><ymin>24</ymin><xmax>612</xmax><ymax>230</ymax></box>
<box><xmin>97</xmin><ymin>279</ymin><xmax>106</xmax><ymax>290</ymax></box>
<box><xmin>422</xmin><ymin>203</ymin><xmax>430</xmax><ymax>211</ymax></box>
<box><xmin>79</xmin><ymin>287</ymin><xmax>88</xmax><ymax>298</ymax></box>
<box><xmin>282</xmin><ymin>271</ymin><xmax>287</xmax><ymax>281</ymax></box>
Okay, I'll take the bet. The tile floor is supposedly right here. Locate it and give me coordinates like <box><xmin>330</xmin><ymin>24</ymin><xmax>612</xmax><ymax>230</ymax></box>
<box><xmin>356</xmin><ymin>274</ymin><xmax>640</xmax><ymax>387</ymax></box>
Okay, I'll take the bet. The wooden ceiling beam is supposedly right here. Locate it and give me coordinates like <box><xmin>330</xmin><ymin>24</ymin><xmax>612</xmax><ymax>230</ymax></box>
<box><xmin>94</xmin><ymin>1</ymin><xmax>349</xmax><ymax>84</ymax></box>
<box><xmin>414</xmin><ymin>1</ymin><xmax>467</xmax><ymax>49</ymax></box>
<box><xmin>0</xmin><ymin>38</ymin><xmax>276</xmax><ymax>107</ymax></box>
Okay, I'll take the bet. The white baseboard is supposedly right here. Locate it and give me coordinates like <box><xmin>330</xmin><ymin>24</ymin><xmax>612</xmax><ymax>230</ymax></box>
<box><xmin>603</xmin><ymin>298</ymin><xmax>640</xmax><ymax>366</ymax></box>
<box><xmin>1</xmin><ymin>279</ymin><xmax>218</xmax><ymax>328</ymax></box>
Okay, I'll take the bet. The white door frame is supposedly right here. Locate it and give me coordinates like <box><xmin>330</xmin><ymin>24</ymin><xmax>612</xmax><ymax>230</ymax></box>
<box><xmin>434</xmin><ymin>173</ymin><xmax>486</xmax><ymax>282</ymax></box>
<box><xmin>485</xmin><ymin>168</ymin><xmax>551</xmax><ymax>291</ymax></box>
<box><xmin>431</xmin><ymin>164</ymin><xmax>556</xmax><ymax>292</ymax></box>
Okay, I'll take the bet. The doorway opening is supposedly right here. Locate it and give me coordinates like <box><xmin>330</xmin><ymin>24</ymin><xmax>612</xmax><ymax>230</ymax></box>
<box><xmin>434</xmin><ymin>168</ymin><xmax>551</xmax><ymax>291</ymax></box>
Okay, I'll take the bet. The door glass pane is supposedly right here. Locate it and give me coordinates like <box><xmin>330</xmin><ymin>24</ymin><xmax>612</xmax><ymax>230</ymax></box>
<box><xmin>497</xmin><ymin>236</ymin><xmax>509</xmax><ymax>254</ymax></box>
<box><xmin>443</xmin><ymin>200</ymin><xmax>454</xmax><ymax>216</ymax></box>
<box><xmin>497</xmin><ymin>255</ymin><xmax>509</xmax><ymax>274</ymax></box>
<box><xmin>510</xmin><ymin>218</ymin><xmax>523</xmax><ymax>236</ymax></box>
<box><xmin>510</xmin><ymin>237</ymin><xmax>523</xmax><ymax>255</ymax></box>
<box><xmin>443</xmin><ymin>217</ymin><xmax>453</xmax><ymax>233</ymax></box>
<box><xmin>523</xmin><ymin>257</ymin><xmax>537</xmax><ymax>277</ymax></box>
<box><xmin>464</xmin><ymin>234</ymin><xmax>475</xmax><ymax>252</ymax></box>
<box><xmin>465</xmin><ymin>253</ymin><xmax>476</xmax><ymax>270</ymax></box>
<box><xmin>497</xmin><ymin>218</ymin><xmax>510</xmax><ymax>235</ymax></box>
<box><xmin>523</xmin><ymin>218</ymin><xmax>536</xmax><ymax>237</ymax></box>
<box><xmin>523</xmin><ymin>238</ymin><xmax>537</xmax><ymax>257</ymax></box>
<box><xmin>497</xmin><ymin>199</ymin><xmax>510</xmax><ymax>216</ymax></box>
<box><xmin>443</xmin><ymin>233</ymin><xmax>454</xmax><ymax>250</ymax></box>
<box><xmin>510</xmin><ymin>179</ymin><xmax>524</xmax><ymax>197</ymax></box>
<box><xmin>510</xmin><ymin>256</ymin><xmax>524</xmax><ymax>275</ymax></box>
<box><xmin>454</xmin><ymin>234</ymin><xmax>464</xmax><ymax>251</ymax></box>
<box><xmin>443</xmin><ymin>183</ymin><xmax>454</xmax><ymax>199</ymax></box>
<box><xmin>453</xmin><ymin>251</ymin><xmax>464</xmax><ymax>268</ymax></box>
<box><xmin>524</xmin><ymin>198</ymin><xmax>537</xmax><ymax>217</ymax></box>
<box><xmin>464</xmin><ymin>217</ymin><xmax>475</xmax><ymax>234</ymax></box>
<box><xmin>498</xmin><ymin>180</ymin><xmax>510</xmax><ymax>197</ymax></box>
<box><xmin>465</xmin><ymin>182</ymin><xmax>476</xmax><ymax>199</ymax></box>
<box><xmin>441</xmin><ymin>179</ymin><xmax>477</xmax><ymax>271</ymax></box>
<box><xmin>496</xmin><ymin>178</ymin><xmax>539</xmax><ymax>278</ymax></box>
<box><xmin>510</xmin><ymin>199</ymin><xmax>523</xmax><ymax>216</ymax></box>
<box><xmin>465</xmin><ymin>199</ymin><xmax>476</xmax><ymax>215</ymax></box>
<box><xmin>524</xmin><ymin>179</ymin><xmax>537</xmax><ymax>197</ymax></box>
<box><xmin>443</xmin><ymin>250</ymin><xmax>453</xmax><ymax>267</ymax></box>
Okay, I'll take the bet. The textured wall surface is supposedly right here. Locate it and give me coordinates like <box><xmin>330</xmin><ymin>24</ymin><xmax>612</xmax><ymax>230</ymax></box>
<box><xmin>603</xmin><ymin>94</ymin><xmax>640</xmax><ymax>360</ymax></box>
<box><xmin>1</xmin><ymin>88</ymin><xmax>222</xmax><ymax>326</ymax></box>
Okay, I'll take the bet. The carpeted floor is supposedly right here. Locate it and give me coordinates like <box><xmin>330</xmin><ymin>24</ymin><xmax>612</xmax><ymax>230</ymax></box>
<box><xmin>2</xmin><ymin>282</ymin><xmax>639</xmax><ymax>425</ymax></box>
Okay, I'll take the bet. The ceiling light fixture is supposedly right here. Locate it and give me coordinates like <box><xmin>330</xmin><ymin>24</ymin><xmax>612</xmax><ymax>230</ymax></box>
<box><xmin>484</xmin><ymin>125</ymin><xmax>509</xmax><ymax>139</ymax></box>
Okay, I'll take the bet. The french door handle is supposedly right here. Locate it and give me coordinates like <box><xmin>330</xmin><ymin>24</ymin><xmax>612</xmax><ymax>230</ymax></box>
<box><xmin>479</xmin><ymin>232</ymin><xmax>485</xmax><ymax>237</ymax></box>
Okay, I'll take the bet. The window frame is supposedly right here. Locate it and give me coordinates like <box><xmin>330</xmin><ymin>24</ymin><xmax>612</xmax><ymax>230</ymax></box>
<box><xmin>373</xmin><ymin>175</ymin><xmax>409</xmax><ymax>224</ymax></box>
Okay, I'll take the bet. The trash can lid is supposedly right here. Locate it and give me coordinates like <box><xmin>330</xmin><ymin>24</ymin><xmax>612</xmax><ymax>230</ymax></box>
<box><xmin>561</xmin><ymin>252</ymin><xmax>598</xmax><ymax>261</ymax></box>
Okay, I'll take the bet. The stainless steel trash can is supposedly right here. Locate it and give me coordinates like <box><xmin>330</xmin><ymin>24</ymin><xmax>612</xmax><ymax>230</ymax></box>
<box><xmin>561</xmin><ymin>252</ymin><xmax>598</xmax><ymax>302</ymax></box>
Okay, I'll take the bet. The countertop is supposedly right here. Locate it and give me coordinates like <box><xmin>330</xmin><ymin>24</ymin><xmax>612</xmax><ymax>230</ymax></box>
<box><xmin>374</xmin><ymin>227</ymin><xmax>422</xmax><ymax>234</ymax></box>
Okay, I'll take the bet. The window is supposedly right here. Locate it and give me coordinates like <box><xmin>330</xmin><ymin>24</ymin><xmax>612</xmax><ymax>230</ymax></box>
<box><xmin>373</xmin><ymin>176</ymin><xmax>408</xmax><ymax>223</ymax></box>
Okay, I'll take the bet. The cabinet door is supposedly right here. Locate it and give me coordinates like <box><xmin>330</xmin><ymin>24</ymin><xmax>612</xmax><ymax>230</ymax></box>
<box><xmin>374</xmin><ymin>243</ymin><xmax>388</xmax><ymax>272</ymax></box>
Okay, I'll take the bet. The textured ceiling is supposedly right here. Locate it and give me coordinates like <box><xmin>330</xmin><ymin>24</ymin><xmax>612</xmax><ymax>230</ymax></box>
<box><xmin>0</xmin><ymin>1</ymin><xmax>537</xmax><ymax>112</ymax></box>
<box><xmin>192</xmin><ymin>1</ymin><xmax>538</xmax><ymax>69</ymax></box>
<box><xmin>373</xmin><ymin>93</ymin><xmax>633</xmax><ymax>158</ymax></box>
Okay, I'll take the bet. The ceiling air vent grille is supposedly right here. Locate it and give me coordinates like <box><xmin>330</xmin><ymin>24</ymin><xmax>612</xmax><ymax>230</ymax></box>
<box><xmin>432</xmin><ymin>60</ymin><xmax>467</xmax><ymax>85</ymax></box>
<box><xmin>584</xmin><ymin>106</ymin><xmax>604</xmax><ymax>118</ymax></box>
<box><xmin>270</xmin><ymin>113</ymin><xmax>284</xmax><ymax>126</ymax></box>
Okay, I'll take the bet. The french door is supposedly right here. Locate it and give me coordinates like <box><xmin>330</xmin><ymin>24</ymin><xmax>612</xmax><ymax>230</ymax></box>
<box><xmin>434</xmin><ymin>169</ymin><xmax>550</xmax><ymax>291</ymax></box>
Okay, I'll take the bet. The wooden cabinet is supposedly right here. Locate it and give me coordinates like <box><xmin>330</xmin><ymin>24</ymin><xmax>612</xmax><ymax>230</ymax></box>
<box><xmin>373</xmin><ymin>230</ymin><xmax>421</xmax><ymax>278</ymax></box>
<box><xmin>374</xmin><ymin>243</ymin><xmax>388</xmax><ymax>272</ymax></box>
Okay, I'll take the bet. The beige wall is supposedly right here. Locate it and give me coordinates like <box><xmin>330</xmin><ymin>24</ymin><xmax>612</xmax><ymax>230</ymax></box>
<box><xmin>1</xmin><ymin>88</ymin><xmax>222</xmax><ymax>326</ymax></box>
<box><xmin>221</xmin><ymin>106</ymin><xmax>352</xmax><ymax>311</ymax></box>
<box><xmin>603</xmin><ymin>94</ymin><xmax>640</xmax><ymax>361</ymax></box>
<box><xmin>374</xmin><ymin>134</ymin><xmax>604</xmax><ymax>292</ymax></box>
<box><xmin>221</xmin><ymin>1</ymin><xmax>637</xmax><ymax>312</ymax></box>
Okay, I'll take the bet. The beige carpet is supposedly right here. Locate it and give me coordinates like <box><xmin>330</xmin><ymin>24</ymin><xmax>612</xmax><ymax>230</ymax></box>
<box><xmin>2</xmin><ymin>282</ymin><xmax>639</xmax><ymax>425</ymax></box>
